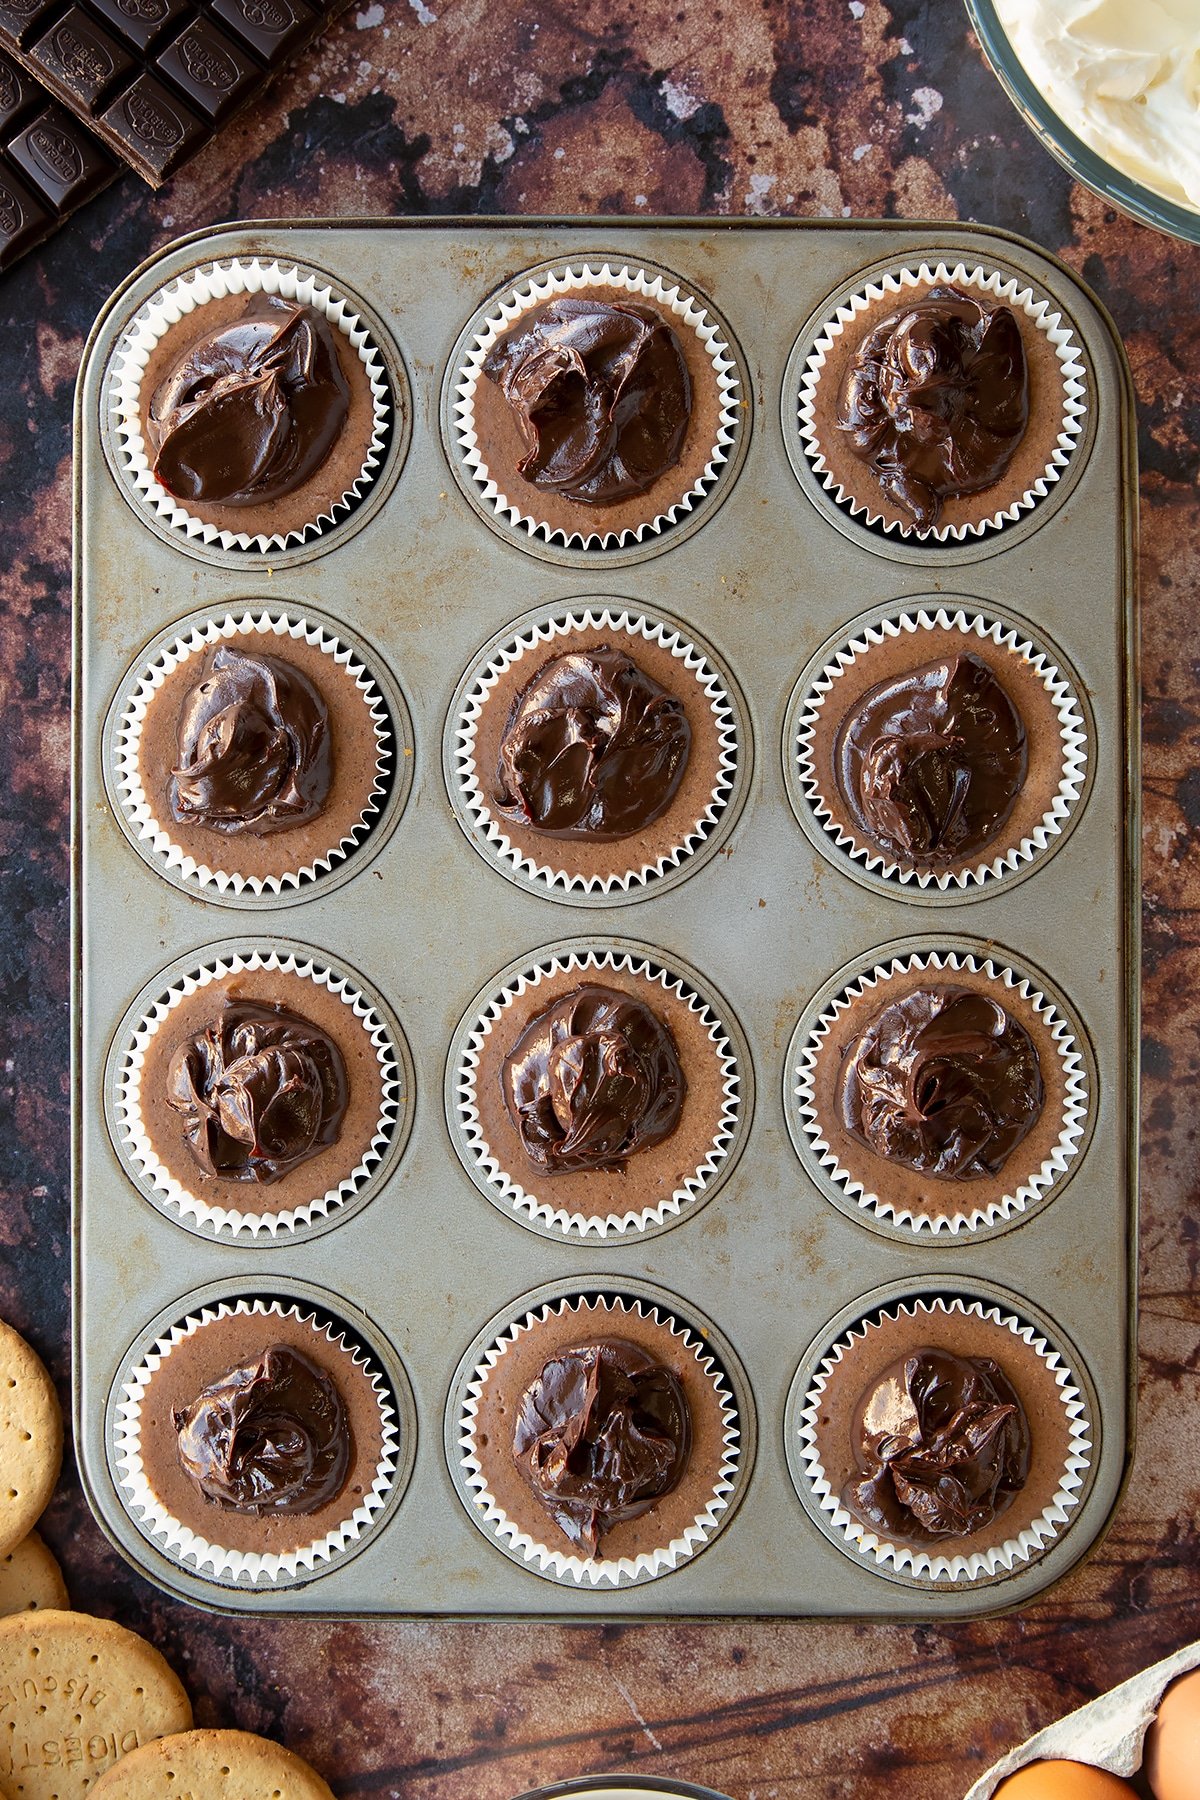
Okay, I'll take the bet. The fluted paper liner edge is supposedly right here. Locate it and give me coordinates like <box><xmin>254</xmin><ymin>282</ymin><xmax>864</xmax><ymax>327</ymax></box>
<box><xmin>109</xmin><ymin>257</ymin><xmax>391</xmax><ymax>553</ymax></box>
<box><xmin>796</xmin><ymin>1295</ymin><xmax>1092</xmax><ymax>1583</ymax></box>
<box><xmin>459</xmin><ymin>1294</ymin><xmax>741</xmax><ymax>1587</ymax></box>
<box><xmin>453</xmin><ymin>607</ymin><xmax>739</xmax><ymax>895</ymax></box>
<box><xmin>114</xmin><ymin>948</ymin><xmax>402</xmax><ymax>1237</ymax></box>
<box><xmin>792</xmin><ymin>949</ymin><xmax>1090</xmax><ymax>1235</ymax></box>
<box><xmin>114</xmin><ymin>1299</ymin><xmax>398</xmax><ymax>1584</ymax></box>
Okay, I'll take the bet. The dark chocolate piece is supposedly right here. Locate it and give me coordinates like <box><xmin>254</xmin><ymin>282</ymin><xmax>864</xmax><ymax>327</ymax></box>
<box><xmin>29</xmin><ymin>7</ymin><xmax>134</xmax><ymax>107</ymax></box>
<box><xmin>210</xmin><ymin>0</ymin><xmax>316</xmax><ymax>61</ymax></box>
<box><xmin>0</xmin><ymin>0</ymin><xmax>56</xmax><ymax>50</ymax></box>
<box><xmin>0</xmin><ymin>156</ymin><xmax>50</xmax><ymax>262</ymax></box>
<box><xmin>482</xmin><ymin>296</ymin><xmax>692</xmax><ymax>505</ymax></box>
<box><xmin>8</xmin><ymin>104</ymin><xmax>116</xmax><ymax>207</ymax></box>
<box><xmin>165</xmin><ymin>996</ymin><xmax>349</xmax><ymax>1184</ymax></box>
<box><xmin>836</xmin><ymin>283</ymin><xmax>1029</xmax><ymax>531</ymax></box>
<box><xmin>0</xmin><ymin>46</ymin><xmax>42</xmax><ymax>128</ymax></box>
<box><xmin>512</xmin><ymin>1337</ymin><xmax>691</xmax><ymax>1554</ymax></box>
<box><xmin>147</xmin><ymin>292</ymin><xmax>350</xmax><ymax>505</ymax></box>
<box><xmin>157</xmin><ymin>18</ymin><xmax>257</xmax><ymax>121</ymax></box>
<box><xmin>838</xmin><ymin>985</ymin><xmax>1044</xmax><ymax>1181</ymax></box>
<box><xmin>174</xmin><ymin>1343</ymin><xmax>351</xmax><ymax>1514</ymax></box>
<box><xmin>835</xmin><ymin>652</ymin><xmax>1028</xmax><ymax>866</ymax></box>
<box><xmin>170</xmin><ymin>644</ymin><xmax>332</xmax><ymax>835</ymax></box>
<box><xmin>502</xmin><ymin>981</ymin><xmax>686</xmax><ymax>1175</ymax></box>
<box><xmin>99</xmin><ymin>68</ymin><xmax>204</xmax><ymax>177</ymax></box>
<box><xmin>492</xmin><ymin>645</ymin><xmax>692</xmax><ymax>842</ymax></box>
<box><xmin>843</xmin><ymin>1347</ymin><xmax>1031</xmax><ymax>1543</ymax></box>
<box><xmin>86</xmin><ymin>0</ymin><xmax>191</xmax><ymax>54</ymax></box>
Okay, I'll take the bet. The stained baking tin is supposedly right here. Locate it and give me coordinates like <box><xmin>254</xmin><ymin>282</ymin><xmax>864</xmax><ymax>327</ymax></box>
<box><xmin>72</xmin><ymin>218</ymin><xmax>1138</xmax><ymax>1618</ymax></box>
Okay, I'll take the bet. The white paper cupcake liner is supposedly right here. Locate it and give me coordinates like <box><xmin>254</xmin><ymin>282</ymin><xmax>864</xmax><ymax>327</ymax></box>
<box><xmin>458</xmin><ymin>1294</ymin><xmax>741</xmax><ymax>1587</ymax></box>
<box><xmin>454</xmin><ymin>947</ymin><xmax>744</xmax><ymax>1239</ymax></box>
<box><xmin>452</xmin><ymin>606</ymin><xmax>740</xmax><ymax>896</ymax></box>
<box><xmin>113</xmin><ymin>1299</ymin><xmax>399</xmax><ymax>1584</ymax></box>
<box><xmin>792</xmin><ymin>949</ymin><xmax>1090</xmax><ymax>1235</ymax></box>
<box><xmin>796</xmin><ymin>1295</ymin><xmax>1093</xmax><ymax>1583</ymax></box>
<box><xmin>798</xmin><ymin>261</ymin><xmax>1089</xmax><ymax>541</ymax></box>
<box><xmin>113</xmin><ymin>948</ymin><xmax>404</xmax><ymax>1238</ymax></box>
<box><xmin>453</xmin><ymin>261</ymin><xmax>742</xmax><ymax>550</ymax></box>
<box><xmin>109</xmin><ymin>257</ymin><xmax>392</xmax><ymax>553</ymax></box>
<box><xmin>793</xmin><ymin>606</ymin><xmax>1089</xmax><ymax>890</ymax></box>
<box><xmin>111</xmin><ymin>610</ymin><xmax>394</xmax><ymax>898</ymax></box>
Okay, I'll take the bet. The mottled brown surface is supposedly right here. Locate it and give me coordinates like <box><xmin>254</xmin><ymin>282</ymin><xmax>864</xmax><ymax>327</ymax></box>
<box><xmin>1</xmin><ymin>3</ymin><xmax>1197</xmax><ymax>1797</ymax></box>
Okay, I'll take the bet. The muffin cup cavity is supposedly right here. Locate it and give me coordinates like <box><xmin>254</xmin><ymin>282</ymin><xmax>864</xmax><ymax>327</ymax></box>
<box><xmin>450</xmin><ymin>259</ymin><xmax>744</xmax><ymax>553</ymax></box>
<box><xmin>796</xmin><ymin>260</ymin><xmax>1089</xmax><ymax>543</ymax></box>
<box><xmin>109</xmin><ymin>945</ymin><xmax>411</xmax><ymax>1240</ymax></box>
<box><xmin>108</xmin><ymin>257</ymin><xmax>393</xmax><ymax>554</ymax></box>
<box><xmin>447</xmin><ymin>602</ymin><xmax>746</xmax><ymax>903</ymax></box>
<box><xmin>452</xmin><ymin>1289</ymin><xmax>745</xmax><ymax>1588</ymax></box>
<box><xmin>790</xmin><ymin>1293</ymin><xmax>1093</xmax><ymax>1585</ymax></box>
<box><xmin>108</xmin><ymin>608</ymin><xmax>406</xmax><ymax>902</ymax></box>
<box><xmin>113</xmin><ymin>1298</ymin><xmax>401</xmax><ymax>1586</ymax></box>
<box><xmin>786</xmin><ymin>603</ymin><xmax>1090</xmax><ymax>895</ymax></box>
<box><xmin>787</xmin><ymin>945</ymin><xmax>1092</xmax><ymax>1238</ymax></box>
<box><xmin>448</xmin><ymin>943</ymin><xmax>749</xmax><ymax>1242</ymax></box>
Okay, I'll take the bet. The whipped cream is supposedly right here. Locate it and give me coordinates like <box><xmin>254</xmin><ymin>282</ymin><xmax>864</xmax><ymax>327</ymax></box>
<box><xmin>993</xmin><ymin>0</ymin><xmax>1200</xmax><ymax>215</ymax></box>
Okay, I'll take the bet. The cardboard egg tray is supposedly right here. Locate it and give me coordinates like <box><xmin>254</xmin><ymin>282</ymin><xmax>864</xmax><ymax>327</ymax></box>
<box><xmin>71</xmin><ymin>218</ymin><xmax>1138</xmax><ymax>1617</ymax></box>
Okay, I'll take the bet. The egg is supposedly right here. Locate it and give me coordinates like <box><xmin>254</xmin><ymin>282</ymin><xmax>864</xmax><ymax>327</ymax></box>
<box><xmin>1146</xmin><ymin>1667</ymin><xmax>1200</xmax><ymax>1800</ymax></box>
<box><xmin>992</xmin><ymin>1761</ymin><xmax>1138</xmax><ymax>1799</ymax></box>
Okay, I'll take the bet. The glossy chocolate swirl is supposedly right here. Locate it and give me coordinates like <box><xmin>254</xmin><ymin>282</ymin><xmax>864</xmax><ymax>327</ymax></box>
<box><xmin>836</xmin><ymin>284</ymin><xmax>1029</xmax><ymax>530</ymax></box>
<box><xmin>147</xmin><ymin>294</ymin><xmax>350</xmax><ymax>506</ymax></box>
<box><xmin>482</xmin><ymin>297</ymin><xmax>692</xmax><ymax>504</ymax></box>
<box><xmin>173</xmin><ymin>1344</ymin><xmax>350</xmax><ymax>1514</ymax></box>
<box><xmin>512</xmin><ymin>1337</ymin><xmax>691</xmax><ymax>1554</ymax></box>
<box><xmin>170</xmin><ymin>645</ymin><xmax>332</xmax><ymax>837</ymax></box>
<box><xmin>843</xmin><ymin>1347</ymin><xmax>1030</xmax><ymax>1543</ymax></box>
<box><xmin>166</xmin><ymin>998</ymin><xmax>349</xmax><ymax>1184</ymax></box>
<box><xmin>502</xmin><ymin>982</ymin><xmax>686</xmax><ymax>1174</ymax></box>
<box><xmin>491</xmin><ymin>646</ymin><xmax>691</xmax><ymax>841</ymax></box>
<box><xmin>835</xmin><ymin>652</ymin><xmax>1027</xmax><ymax>866</ymax></box>
<box><xmin>839</xmin><ymin>987</ymin><xmax>1043</xmax><ymax>1180</ymax></box>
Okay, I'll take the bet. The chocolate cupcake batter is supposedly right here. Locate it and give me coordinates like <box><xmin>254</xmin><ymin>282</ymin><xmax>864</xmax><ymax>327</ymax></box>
<box><xmin>835</xmin><ymin>652</ymin><xmax>1027</xmax><ymax>866</ymax></box>
<box><xmin>512</xmin><ymin>1337</ymin><xmax>691</xmax><ymax>1554</ymax></box>
<box><xmin>170</xmin><ymin>644</ymin><xmax>332</xmax><ymax>837</ymax></box>
<box><xmin>166</xmin><ymin>997</ymin><xmax>349</xmax><ymax>1184</ymax></box>
<box><xmin>839</xmin><ymin>986</ymin><xmax>1044</xmax><ymax>1180</ymax></box>
<box><xmin>843</xmin><ymin>1347</ymin><xmax>1030</xmax><ymax>1543</ymax></box>
<box><xmin>836</xmin><ymin>284</ymin><xmax>1029</xmax><ymax>530</ymax></box>
<box><xmin>501</xmin><ymin>982</ymin><xmax>686</xmax><ymax>1175</ymax></box>
<box><xmin>174</xmin><ymin>1344</ymin><xmax>350</xmax><ymax>1515</ymax></box>
<box><xmin>491</xmin><ymin>645</ymin><xmax>692</xmax><ymax>840</ymax></box>
<box><xmin>482</xmin><ymin>296</ymin><xmax>691</xmax><ymax>504</ymax></box>
<box><xmin>147</xmin><ymin>293</ymin><xmax>350</xmax><ymax>506</ymax></box>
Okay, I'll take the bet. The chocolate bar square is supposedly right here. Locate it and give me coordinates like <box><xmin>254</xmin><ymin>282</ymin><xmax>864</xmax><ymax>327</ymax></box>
<box><xmin>8</xmin><ymin>101</ymin><xmax>115</xmax><ymax>206</ymax></box>
<box><xmin>84</xmin><ymin>0</ymin><xmax>190</xmax><ymax>54</ymax></box>
<box><xmin>100</xmin><ymin>68</ymin><xmax>203</xmax><ymax>176</ymax></box>
<box><xmin>0</xmin><ymin>47</ymin><xmax>42</xmax><ymax>130</ymax></box>
<box><xmin>157</xmin><ymin>17</ymin><xmax>259</xmax><ymax>121</ymax></box>
<box><xmin>30</xmin><ymin>6</ymin><xmax>135</xmax><ymax>107</ymax></box>
<box><xmin>209</xmin><ymin>0</ymin><xmax>317</xmax><ymax>63</ymax></box>
<box><xmin>0</xmin><ymin>154</ymin><xmax>50</xmax><ymax>261</ymax></box>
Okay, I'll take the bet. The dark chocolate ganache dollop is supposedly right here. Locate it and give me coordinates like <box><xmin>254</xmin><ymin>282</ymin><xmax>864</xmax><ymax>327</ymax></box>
<box><xmin>173</xmin><ymin>1343</ymin><xmax>350</xmax><ymax>1514</ymax></box>
<box><xmin>482</xmin><ymin>297</ymin><xmax>692</xmax><ymax>505</ymax></box>
<box><xmin>170</xmin><ymin>645</ymin><xmax>332</xmax><ymax>837</ymax></box>
<box><xmin>147</xmin><ymin>294</ymin><xmax>350</xmax><ymax>506</ymax></box>
<box><xmin>835</xmin><ymin>652</ymin><xmax>1027</xmax><ymax>866</ymax></box>
<box><xmin>491</xmin><ymin>646</ymin><xmax>692</xmax><ymax>841</ymax></box>
<box><xmin>512</xmin><ymin>1337</ymin><xmax>691</xmax><ymax>1554</ymax></box>
<box><xmin>836</xmin><ymin>284</ymin><xmax>1029</xmax><ymax>530</ymax></box>
<box><xmin>842</xmin><ymin>1347</ymin><xmax>1030</xmax><ymax>1543</ymax></box>
<box><xmin>839</xmin><ymin>987</ymin><xmax>1043</xmax><ymax>1181</ymax></box>
<box><xmin>502</xmin><ymin>982</ymin><xmax>686</xmax><ymax>1175</ymax></box>
<box><xmin>166</xmin><ymin>998</ymin><xmax>349</xmax><ymax>1185</ymax></box>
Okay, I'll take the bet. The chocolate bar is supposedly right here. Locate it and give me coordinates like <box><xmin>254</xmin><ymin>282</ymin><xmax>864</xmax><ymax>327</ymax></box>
<box><xmin>0</xmin><ymin>0</ymin><xmax>349</xmax><ymax>271</ymax></box>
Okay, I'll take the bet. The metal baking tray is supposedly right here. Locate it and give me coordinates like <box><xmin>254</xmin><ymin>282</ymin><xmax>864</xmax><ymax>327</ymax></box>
<box><xmin>71</xmin><ymin>217</ymin><xmax>1139</xmax><ymax>1618</ymax></box>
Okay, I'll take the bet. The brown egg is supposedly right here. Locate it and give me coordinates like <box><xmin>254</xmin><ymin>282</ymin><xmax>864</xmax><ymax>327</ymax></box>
<box><xmin>1146</xmin><ymin>1667</ymin><xmax>1200</xmax><ymax>1800</ymax></box>
<box><xmin>993</xmin><ymin>1762</ymin><xmax>1138</xmax><ymax>1799</ymax></box>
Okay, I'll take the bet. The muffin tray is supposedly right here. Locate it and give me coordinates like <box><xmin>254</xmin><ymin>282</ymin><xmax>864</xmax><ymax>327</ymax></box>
<box><xmin>71</xmin><ymin>217</ymin><xmax>1138</xmax><ymax>1617</ymax></box>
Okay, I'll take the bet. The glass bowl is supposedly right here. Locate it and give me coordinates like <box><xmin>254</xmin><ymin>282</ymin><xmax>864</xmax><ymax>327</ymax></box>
<box><xmin>964</xmin><ymin>0</ymin><xmax>1200</xmax><ymax>246</ymax></box>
